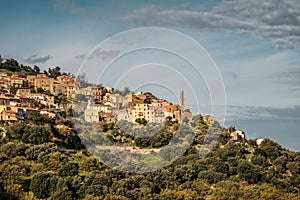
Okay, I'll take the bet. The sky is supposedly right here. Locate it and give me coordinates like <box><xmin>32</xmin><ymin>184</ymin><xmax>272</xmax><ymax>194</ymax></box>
<box><xmin>0</xmin><ymin>0</ymin><xmax>299</xmax><ymax>151</ymax></box>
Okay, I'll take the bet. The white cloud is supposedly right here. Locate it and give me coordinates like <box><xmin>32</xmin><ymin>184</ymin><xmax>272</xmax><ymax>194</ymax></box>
<box><xmin>23</xmin><ymin>53</ymin><xmax>52</xmax><ymax>64</ymax></box>
<box><xmin>116</xmin><ymin>0</ymin><xmax>300</xmax><ymax>49</ymax></box>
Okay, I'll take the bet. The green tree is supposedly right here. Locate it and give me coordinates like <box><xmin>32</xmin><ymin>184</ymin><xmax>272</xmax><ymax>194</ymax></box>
<box><xmin>48</xmin><ymin>66</ymin><xmax>61</xmax><ymax>78</ymax></box>
<box><xmin>254</xmin><ymin>139</ymin><xmax>282</xmax><ymax>161</ymax></box>
<box><xmin>79</xmin><ymin>157</ymin><xmax>101</xmax><ymax>172</ymax></box>
<box><xmin>36</xmin><ymin>87</ymin><xmax>44</xmax><ymax>94</ymax></box>
<box><xmin>26</xmin><ymin>111</ymin><xmax>51</xmax><ymax>125</ymax></box>
<box><xmin>10</xmin><ymin>87</ymin><xmax>18</xmax><ymax>95</ymax></box>
<box><xmin>237</xmin><ymin>160</ymin><xmax>263</xmax><ymax>184</ymax></box>
<box><xmin>33</xmin><ymin>65</ymin><xmax>40</xmax><ymax>74</ymax></box>
<box><xmin>58</xmin><ymin>162</ymin><xmax>79</xmax><ymax>177</ymax></box>
<box><xmin>50</xmin><ymin>187</ymin><xmax>73</xmax><ymax>200</ymax></box>
<box><xmin>25</xmin><ymin>143</ymin><xmax>57</xmax><ymax>161</ymax></box>
<box><xmin>0</xmin><ymin>143</ymin><xmax>17</xmax><ymax>158</ymax></box>
<box><xmin>286</xmin><ymin>161</ymin><xmax>300</xmax><ymax>175</ymax></box>
<box><xmin>30</xmin><ymin>172</ymin><xmax>52</xmax><ymax>199</ymax></box>
<box><xmin>198</xmin><ymin>170</ymin><xmax>227</xmax><ymax>184</ymax></box>
<box><xmin>22</xmin><ymin>126</ymin><xmax>50</xmax><ymax>144</ymax></box>
<box><xmin>1</xmin><ymin>58</ymin><xmax>20</xmax><ymax>71</ymax></box>
<box><xmin>0</xmin><ymin>183</ymin><xmax>18</xmax><ymax>200</ymax></box>
<box><xmin>252</xmin><ymin>154</ymin><xmax>268</xmax><ymax>168</ymax></box>
<box><xmin>135</xmin><ymin>118</ymin><xmax>147</xmax><ymax>125</ymax></box>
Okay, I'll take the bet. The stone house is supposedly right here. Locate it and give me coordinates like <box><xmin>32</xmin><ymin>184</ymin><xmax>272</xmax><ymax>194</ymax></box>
<box><xmin>7</xmin><ymin>77</ymin><xmax>25</xmax><ymax>88</ymax></box>
<box><xmin>0</xmin><ymin>110</ymin><xmax>17</xmax><ymax>121</ymax></box>
<box><xmin>203</xmin><ymin>115</ymin><xmax>215</xmax><ymax>126</ymax></box>
<box><xmin>230</xmin><ymin>130</ymin><xmax>245</xmax><ymax>141</ymax></box>
<box><xmin>34</xmin><ymin>74</ymin><xmax>54</xmax><ymax>91</ymax></box>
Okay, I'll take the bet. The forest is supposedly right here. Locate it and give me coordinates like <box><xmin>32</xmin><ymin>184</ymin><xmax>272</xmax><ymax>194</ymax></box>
<box><xmin>0</xmin><ymin>111</ymin><xmax>299</xmax><ymax>199</ymax></box>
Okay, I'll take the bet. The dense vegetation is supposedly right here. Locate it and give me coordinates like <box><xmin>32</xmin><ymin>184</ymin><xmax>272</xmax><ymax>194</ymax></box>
<box><xmin>0</xmin><ymin>114</ymin><xmax>299</xmax><ymax>199</ymax></box>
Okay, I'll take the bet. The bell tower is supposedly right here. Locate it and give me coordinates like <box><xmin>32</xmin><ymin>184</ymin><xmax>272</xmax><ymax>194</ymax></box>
<box><xmin>180</xmin><ymin>90</ymin><xmax>184</xmax><ymax>111</ymax></box>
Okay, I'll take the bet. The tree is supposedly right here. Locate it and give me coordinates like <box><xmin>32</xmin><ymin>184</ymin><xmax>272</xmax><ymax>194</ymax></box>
<box><xmin>59</xmin><ymin>111</ymin><xmax>67</xmax><ymax>118</ymax></box>
<box><xmin>165</xmin><ymin>116</ymin><xmax>173</xmax><ymax>126</ymax></box>
<box><xmin>48</xmin><ymin>66</ymin><xmax>61</xmax><ymax>78</ymax></box>
<box><xmin>1</xmin><ymin>58</ymin><xmax>20</xmax><ymax>71</ymax></box>
<box><xmin>212</xmin><ymin>159</ymin><xmax>230</xmax><ymax>175</ymax></box>
<box><xmin>218</xmin><ymin>133</ymin><xmax>232</xmax><ymax>145</ymax></box>
<box><xmin>0</xmin><ymin>143</ymin><xmax>18</xmax><ymax>158</ymax></box>
<box><xmin>7</xmin><ymin>121</ymin><xmax>26</xmax><ymax>139</ymax></box>
<box><xmin>140</xmin><ymin>118</ymin><xmax>147</xmax><ymax>125</ymax></box>
<box><xmin>237</xmin><ymin>160</ymin><xmax>263</xmax><ymax>184</ymax></box>
<box><xmin>150</xmin><ymin>130</ymin><xmax>173</xmax><ymax>148</ymax></box>
<box><xmin>10</xmin><ymin>87</ymin><xmax>18</xmax><ymax>95</ymax></box>
<box><xmin>0</xmin><ymin>183</ymin><xmax>18</xmax><ymax>200</ymax></box>
<box><xmin>254</xmin><ymin>139</ymin><xmax>282</xmax><ymax>161</ymax></box>
<box><xmin>22</xmin><ymin>126</ymin><xmax>50</xmax><ymax>144</ymax></box>
<box><xmin>113</xmin><ymin>87</ymin><xmax>132</xmax><ymax>96</ymax></box>
<box><xmin>50</xmin><ymin>187</ymin><xmax>73</xmax><ymax>200</ymax></box>
<box><xmin>33</xmin><ymin>65</ymin><xmax>40</xmax><ymax>74</ymax></box>
<box><xmin>134</xmin><ymin>137</ymin><xmax>150</xmax><ymax>148</ymax></box>
<box><xmin>26</xmin><ymin>111</ymin><xmax>51</xmax><ymax>125</ymax></box>
<box><xmin>76</xmin><ymin>73</ymin><xmax>91</xmax><ymax>88</ymax></box>
<box><xmin>43</xmin><ymin>70</ymin><xmax>48</xmax><ymax>76</ymax></box>
<box><xmin>36</xmin><ymin>87</ymin><xmax>44</xmax><ymax>94</ymax></box>
<box><xmin>135</xmin><ymin>118</ymin><xmax>147</xmax><ymax>125</ymax></box>
<box><xmin>25</xmin><ymin>143</ymin><xmax>57</xmax><ymax>161</ymax></box>
<box><xmin>286</xmin><ymin>161</ymin><xmax>300</xmax><ymax>175</ymax></box>
<box><xmin>79</xmin><ymin>157</ymin><xmax>101</xmax><ymax>172</ymax></box>
<box><xmin>79</xmin><ymin>172</ymin><xmax>112</xmax><ymax>197</ymax></box>
<box><xmin>252</xmin><ymin>154</ymin><xmax>268</xmax><ymax>168</ymax></box>
<box><xmin>58</xmin><ymin>162</ymin><xmax>79</xmax><ymax>177</ymax></box>
<box><xmin>30</xmin><ymin>172</ymin><xmax>52</xmax><ymax>199</ymax></box>
<box><xmin>208</xmin><ymin>181</ymin><xmax>240</xmax><ymax>200</ymax></box>
<box><xmin>198</xmin><ymin>170</ymin><xmax>227</xmax><ymax>184</ymax></box>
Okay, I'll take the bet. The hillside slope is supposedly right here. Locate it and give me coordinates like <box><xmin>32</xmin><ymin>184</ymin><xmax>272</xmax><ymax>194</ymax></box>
<box><xmin>0</xmin><ymin>117</ymin><xmax>299</xmax><ymax>200</ymax></box>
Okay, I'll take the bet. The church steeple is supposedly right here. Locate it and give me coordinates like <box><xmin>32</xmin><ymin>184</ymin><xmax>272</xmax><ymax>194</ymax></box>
<box><xmin>180</xmin><ymin>90</ymin><xmax>184</xmax><ymax>111</ymax></box>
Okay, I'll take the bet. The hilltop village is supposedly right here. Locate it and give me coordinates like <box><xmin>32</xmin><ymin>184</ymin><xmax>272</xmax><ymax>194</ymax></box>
<box><xmin>0</xmin><ymin>66</ymin><xmax>194</xmax><ymax>126</ymax></box>
<box><xmin>0</xmin><ymin>61</ymin><xmax>247</xmax><ymax>143</ymax></box>
<box><xmin>0</xmin><ymin>58</ymin><xmax>199</xmax><ymax>126</ymax></box>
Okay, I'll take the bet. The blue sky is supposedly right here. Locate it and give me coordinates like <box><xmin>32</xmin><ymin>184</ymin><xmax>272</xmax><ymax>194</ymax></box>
<box><xmin>0</xmin><ymin>0</ymin><xmax>299</xmax><ymax>150</ymax></box>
